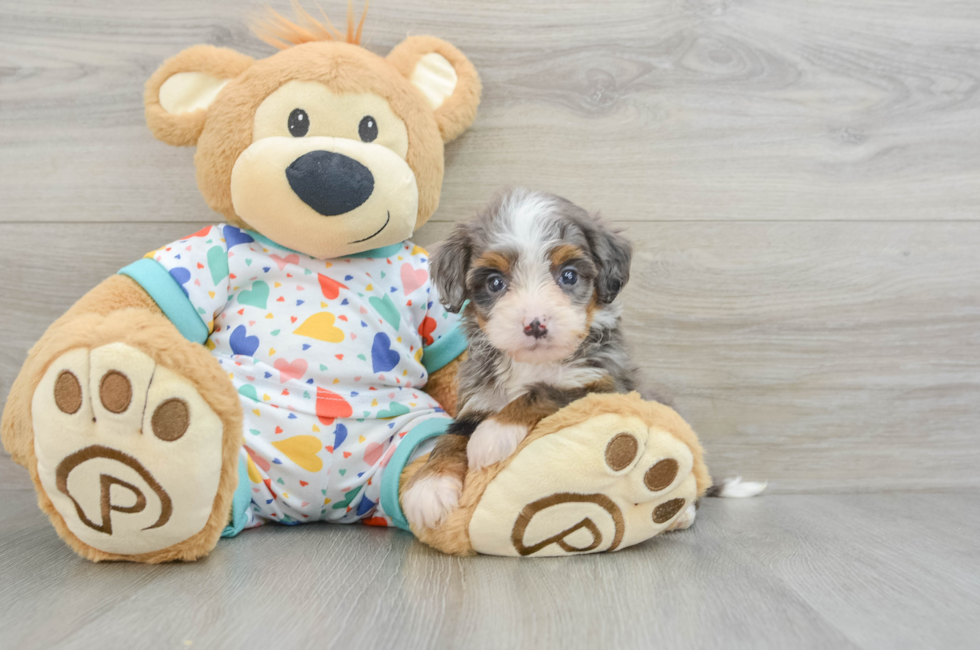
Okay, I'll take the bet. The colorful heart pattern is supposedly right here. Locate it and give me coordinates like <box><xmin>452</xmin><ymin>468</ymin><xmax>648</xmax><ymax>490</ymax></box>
<box><xmin>400</xmin><ymin>263</ymin><xmax>428</xmax><ymax>294</ymax></box>
<box><xmin>238</xmin><ymin>281</ymin><xmax>270</xmax><ymax>309</ymax></box>
<box><xmin>147</xmin><ymin>226</ymin><xmax>462</xmax><ymax>527</ymax></box>
<box><xmin>316</xmin><ymin>387</ymin><xmax>353</xmax><ymax>425</ymax></box>
<box><xmin>368</xmin><ymin>294</ymin><xmax>401</xmax><ymax>330</ymax></box>
<box><xmin>274</xmin><ymin>357</ymin><xmax>308</xmax><ymax>383</ymax></box>
<box><xmin>371</xmin><ymin>333</ymin><xmax>400</xmax><ymax>372</ymax></box>
<box><xmin>271</xmin><ymin>435</ymin><xmax>323</xmax><ymax>472</ymax></box>
<box><xmin>229</xmin><ymin>325</ymin><xmax>260</xmax><ymax>357</ymax></box>
<box><xmin>318</xmin><ymin>273</ymin><xmax>348</xmax><ymax>300</ymax></box>
<box><xmin>294</xmin><ymin>312</ymin><xmax>345</xmax><ymax>343</ymax></box>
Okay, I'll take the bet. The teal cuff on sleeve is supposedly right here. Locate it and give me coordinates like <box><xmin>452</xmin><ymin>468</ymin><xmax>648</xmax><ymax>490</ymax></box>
<box><xmin>421</xmin><ymin>325</ymin><xmax>468</xmax><ymax>374</ymax></box>
<box><xmin>119</xmin><ymin>258</ymin><xmax>210</xmax><ymax>345</ymax></box>
<box><xmin>221</xmin><ymin>456</ymin><xmax>252</xmax><ymax>538</ymax></box>
<box><xmin>380</xmin><ymin>417</ymin><xmax>453</xmax><ymax>532</ymax></box>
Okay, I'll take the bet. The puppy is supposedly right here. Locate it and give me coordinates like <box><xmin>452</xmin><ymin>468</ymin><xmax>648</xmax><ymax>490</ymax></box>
<box><xmin>402</xmin><ymin>188</ymin><xmax>640</xmax><ymax>529</ymax></box>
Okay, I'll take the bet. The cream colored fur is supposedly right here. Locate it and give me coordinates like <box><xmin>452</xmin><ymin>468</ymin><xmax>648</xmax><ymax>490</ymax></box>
<box><xmin>1</xmin><ymin>277</ymin><xmax>243</xmax><ymax>563</ymax></box>
<box><xmin>402</xmin><ymin>392</ymin><xmax>711</xmax><ymax>556</ymax></box>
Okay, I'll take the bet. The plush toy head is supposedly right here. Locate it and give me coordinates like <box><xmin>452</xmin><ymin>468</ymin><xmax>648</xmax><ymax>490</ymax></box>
<box><xmin>144</xmin><ymin>4</ymin><xmax>480</xmax><ymax>259</ymax></box>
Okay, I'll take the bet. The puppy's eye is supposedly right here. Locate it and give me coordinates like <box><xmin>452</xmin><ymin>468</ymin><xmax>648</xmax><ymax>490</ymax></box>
<box><xmin>359</xmin><ymin>115</ymin><xmax>378</xmax><ymax>142</ymax></box>
<box><xmin>559</xmin><ymin>268</ymin><xmax>578</xmax><ymax>286</ymax></box>
<box><xmin>487</xmin><ymin>274</ymin><xmax>506</xmax><ymax>293</ymax></box>
<box><xmin>288</xmin><ymin>109</ymin><xmax>309</xmax><ymax>137</ymax></box>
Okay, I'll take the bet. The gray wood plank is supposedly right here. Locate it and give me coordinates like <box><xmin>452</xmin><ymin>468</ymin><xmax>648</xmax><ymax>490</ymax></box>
<box><xmin>713</xmin><ymin>493</ymin><xmax>980</xmax><ymax>650</ymax></box>
<box><xmin>2</xmin><ymin>0</ymin><xmax>980</xmax><ymax>223</ymax></box>
<box><xmin>2</xmin><ymin>221</ymin><xmax>979</xmax><ymax>492</ymax></box>
<box><xmin>0</xmin><ymin>464</ymin><xmax>977</xmax><ymax>650</ymax></box>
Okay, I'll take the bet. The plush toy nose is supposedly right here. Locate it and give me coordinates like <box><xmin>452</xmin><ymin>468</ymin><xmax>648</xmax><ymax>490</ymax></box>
<box><xmin>286</xmin><ymin>150</ymin><xmax>375</xmax><ymax>216</ymax></box>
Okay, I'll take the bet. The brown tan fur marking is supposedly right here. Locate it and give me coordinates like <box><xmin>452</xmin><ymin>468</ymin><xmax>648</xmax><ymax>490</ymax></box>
<box><xmin>472</xmin><ymin>251</ymin><xmax>511</xmax><ymax>275</ymax></box>
<box><xmin>549</xmin><ymin>244</ymin><xmax>585</xmax><ymax>268</ymax></box>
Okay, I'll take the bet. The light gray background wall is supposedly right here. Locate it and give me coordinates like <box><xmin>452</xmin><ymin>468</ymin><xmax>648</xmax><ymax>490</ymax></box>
<box><xmin>2</xmin><ymin>0</ymin><xmax>979</xmax><ymax>493</ymax></box>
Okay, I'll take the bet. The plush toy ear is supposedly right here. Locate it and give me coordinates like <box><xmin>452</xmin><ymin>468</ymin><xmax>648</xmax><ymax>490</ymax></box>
<box><xmin>387</xmin><ymin>36</ymin><xmax>481</xmax><ymax>143</ymax></box>
<box><xmin>145</xmin><ymin>45</ymin><xmax>254</xmax><ymax>147</ymax></box>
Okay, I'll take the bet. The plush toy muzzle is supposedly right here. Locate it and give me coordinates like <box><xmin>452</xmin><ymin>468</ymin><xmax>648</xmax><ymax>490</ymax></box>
<box><xmin>230</xmin><ymin>133</ymin><xmax>419</xmax><ymax>255</ymax></box>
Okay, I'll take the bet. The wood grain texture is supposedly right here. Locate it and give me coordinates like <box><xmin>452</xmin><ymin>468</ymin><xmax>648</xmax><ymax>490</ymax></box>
<box><xmin>2</xmin><ymin>221</ymin><xmax>978</xmax><ymax>491</ymax></box>
<box><xmin>0</xmin><ymin>458</ymin><xmax>977</xmax><ymax>650</ymax></box>
<box><xmin>3</xmin><ymin>2</ymin><xmax>980</xmax><ymax>648</ymax></box>
<box><xmin>2</xmin><ymin>3</ymin><xmax>980</xmax><ymax>485</ymax></box>
<box><xmin>2</xmin><ymin>0</ymin><xmax>980</xmax><ymax>223</ymax></box>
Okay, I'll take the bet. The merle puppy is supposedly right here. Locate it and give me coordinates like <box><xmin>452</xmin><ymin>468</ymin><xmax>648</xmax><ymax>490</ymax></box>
<box><xmin>402</xmin><ymin>188</ymin><xmax>642</xmax><ymax>529</ymax></box>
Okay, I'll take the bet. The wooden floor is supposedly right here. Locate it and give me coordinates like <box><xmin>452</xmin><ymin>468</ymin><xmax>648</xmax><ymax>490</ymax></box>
<box><xmin>2</xmin><ymin>1</ymin><xmax>979</xmax><ymax>648</ymax></box>
<box><xmin>1</xmin><ymin>457</ymin><xmax>978</xmax><ymax>650</ymax></box>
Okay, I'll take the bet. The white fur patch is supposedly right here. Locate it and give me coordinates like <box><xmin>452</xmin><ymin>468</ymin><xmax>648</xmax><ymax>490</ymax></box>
<box><xmin>468</xmin><ymin>419</ymin><xmax>529</xmax><ymax>471</ymax></box>
<box><xmin>669</xmin><ymin>503</ymin><xmax>698</xmax><ymax>531</ymax></box>
<box><xmin>590</xmin><ymin>302</ymin><xmax>622</xmax><ymax>330</ymax></box>
<box><xmin>401</xmin><ymin>473</ymin><xmax>462</xmax><ymax>530</ymax></box>
<box><xmin>496</xmin><ymin>190</ymin><xmax>558</xmax><ymax>250</ymax></box>
<box><xmin>711</xmin><ymin>476</ymin><xmax>768</xmax><ymax>498</ymax></box>
<box><xmin>496</xmin><ymin>357</ymin><xmax>607</xmax><ymax>402</ymax></box>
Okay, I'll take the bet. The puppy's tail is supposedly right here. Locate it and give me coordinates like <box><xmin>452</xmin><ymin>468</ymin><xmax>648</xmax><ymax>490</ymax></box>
<box><xmin>706</xmin><ymin>476</ymin><xmax>768</xmax><ymax>498</ymax></box>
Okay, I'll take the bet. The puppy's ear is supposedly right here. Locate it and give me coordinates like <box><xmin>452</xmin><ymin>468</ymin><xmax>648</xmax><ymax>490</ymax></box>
<box><xmin>588</xmin><ymin>217</ymin><xmax>632</xmax><ymax>304</ymax></box>
<box><xmin>431</xmin><ymin>224</ymin><xmax>473</xmax><ymax>313</ymax></box>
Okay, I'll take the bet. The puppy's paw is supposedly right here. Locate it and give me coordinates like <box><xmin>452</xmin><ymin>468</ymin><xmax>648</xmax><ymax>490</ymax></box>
<box><xmin>402</xmin><ymin>473</ymin><xmax>463</xmax><ymax>530</ymax></box>
<box><xmin>667</xmin><ymin>502</ymin><xmax>698</xmax><ymax>531</ymax></box>
<box><xmin>468</xmin><ymin>419</ymin><xmax>528</xmax><ymax>471</ymax></box>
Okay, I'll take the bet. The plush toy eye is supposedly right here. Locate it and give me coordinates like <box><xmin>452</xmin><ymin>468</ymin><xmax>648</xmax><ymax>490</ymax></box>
<box><xmin>487</xmin><ymin>274</ymin><xmax>506</xmax><ymax>293</ymax></box>
<box><xmin>559</xmin><ymin>268</ymin><xmax>578</xmax><ymax>286</ymax></box>
<box><xmin>359</xmin><ymin>115</ymin><xmax>378</xmax><ymax>142</ymax></box>
<box><xmin>288</xmin><ymin>109</ymin><xmax>309</xmax><ymax>137</ymax></box>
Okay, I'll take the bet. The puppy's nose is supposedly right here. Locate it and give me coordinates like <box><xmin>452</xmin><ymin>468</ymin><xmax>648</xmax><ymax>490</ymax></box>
<box><xmin>286</xmin><ymin>150</ymin><xmax>374</xmax><ymax>216</ymax></box>
<box><xmin>524</xmin><ymin>318</ymin><xmax>548</xmax><ymax>339</ymax></box>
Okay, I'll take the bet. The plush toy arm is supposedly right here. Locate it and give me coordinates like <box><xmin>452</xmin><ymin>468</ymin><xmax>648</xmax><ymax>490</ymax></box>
<box><xmin>1</xmin><ymin>275</ymin><xmax>163</xmax><ymax>465</ymax></box>
<box><xmin>425</xmin><ymin>350</ymin><xmax>466</xmax><ymax>418</ymax></box>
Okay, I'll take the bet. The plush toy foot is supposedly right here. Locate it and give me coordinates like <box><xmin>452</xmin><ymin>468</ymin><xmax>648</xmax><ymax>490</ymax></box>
<box><xmin>18</xmin><ymin>311</ymin><xmax>243</xmax><ymax>562</ymax></box>
<box><xmin>403</xmin><ymin>393</ymin><xmax>711</xmax><ymax>557</ymax></box>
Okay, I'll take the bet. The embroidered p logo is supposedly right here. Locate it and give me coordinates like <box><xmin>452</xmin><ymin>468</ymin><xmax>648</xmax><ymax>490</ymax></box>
<box><xmin>55</xmin><ymin>445</ymin><xmax>173</xmax><ymax>535</ymax></box>
<box><xmin>510</xmin><ymin>492</ymin><xmax>626</xmax><ymax>556</ymax></box>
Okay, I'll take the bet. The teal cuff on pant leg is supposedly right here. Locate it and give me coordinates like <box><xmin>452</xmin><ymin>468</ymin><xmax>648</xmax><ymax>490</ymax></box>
<box><xmin>380</xmin><ymin>418</ymin><xmax>452</xmax><ymax>532</ymax></box>
<box><xmin>221</xmin><ymin>456</ymin><xmax>251</xmax><ymax>538</ymax></box>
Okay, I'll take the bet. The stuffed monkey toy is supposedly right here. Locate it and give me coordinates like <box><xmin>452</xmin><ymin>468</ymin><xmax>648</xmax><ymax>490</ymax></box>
<box><xmin>0</xmin><ymin>6</ymin><xmax>710</xmax><ymax>561</ymax></box>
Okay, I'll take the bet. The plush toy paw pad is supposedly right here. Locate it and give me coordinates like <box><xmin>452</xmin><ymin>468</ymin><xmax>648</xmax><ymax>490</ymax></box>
<box><xmin>31</xmin><ymin>343</ymin><xmax>226</xmax><ymax>555</ymax></box>
<box><xmin>644</xmin><ymin>459</ymin><xmax>679</xmax><ymax>492</ymax></box>
<box><xmin>468</xmin><ymin>412</ymin><xmax>698</xmax><ymax>557</ymax></box>
<box><xmin>99</xmin><ymin>369</ymin><xmax>133</xmax><ymax>413</ymax></box>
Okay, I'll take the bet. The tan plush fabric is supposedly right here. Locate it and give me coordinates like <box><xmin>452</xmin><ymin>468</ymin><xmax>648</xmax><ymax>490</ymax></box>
<box><xmin>2</xmin><ymin>275</ymin><xmax>160</xmax><ymax>467</ymax></box>
<box><xmin>403</xmin><ymin>393</ymin><xmax>711</xmax><ymax>557</ymax></box>
<box><xmin>1</xmin><ymin>277</ymin><xmax>243</xmax><ymax>563</ymax></box>
<box><xmin>387</xmin><ymin>36</ymin><xmax>482</xmax><ymax>144</ymax></box>
<box><xmin>144</xmin><ymin>36</ymin><xmax>481</xmax><ymax>242</ymax></box>
<box><xmin>145</xmin><ymin>45</ymin><xmax>255</xmax><ymax>147</ymax></box>
<box><xmin>4</xmin><ymin>19</ymin><xmax>483</xmax><ymax>562</ymax></box>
